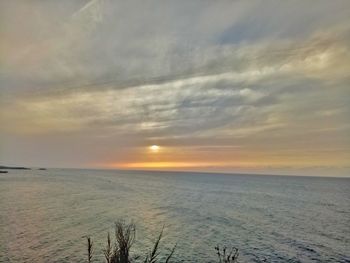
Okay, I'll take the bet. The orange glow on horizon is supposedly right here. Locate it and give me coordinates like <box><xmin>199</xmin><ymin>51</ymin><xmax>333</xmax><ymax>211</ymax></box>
<box><xmin>103</xmin><ymin>161</ymin><xmax>259</xmax><ymax>169</ymax></box>
<box><xmin>120</xmin><ymin>161</ymin><xmax>219</xmax><ymax>168</ymax></box>
<box><xmin>94</xmin><ymin>145</ymin><xmax>350</xmax><ymax>172</ymax></box>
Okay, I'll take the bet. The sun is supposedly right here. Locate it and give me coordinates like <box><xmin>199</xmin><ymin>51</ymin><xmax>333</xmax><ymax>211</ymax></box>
<box><xmin>149</xmin><ymin>145</ymin><xmax>160</xmax><ymax>152</ymax></box>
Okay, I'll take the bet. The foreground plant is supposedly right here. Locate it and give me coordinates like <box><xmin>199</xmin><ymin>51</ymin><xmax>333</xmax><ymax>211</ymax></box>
<box><xmin>215</xmin><ymin>245</ymin><xmax>239</xmax><ymax>263</ymax></box>
<box><xmin>86</xmin><ymin>221</ymin><xmax>239</xmax><ymax>263</ymax></box>
<box><xmin>86</xmin><ymin>221</ymin><xmax>176</xmax><ymax>263</ymax></box>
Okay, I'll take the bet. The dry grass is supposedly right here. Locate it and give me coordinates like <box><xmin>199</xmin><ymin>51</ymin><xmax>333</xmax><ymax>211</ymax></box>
<box><xmin>215</xmin><ymin>245</ymin><xmax>239</xmax><ymax>263</ymax></box>
<box><xmin>86</xmin><ymin>221</ymin><xmax>238</xmax><ymax>263</ymax></box>
<box><xmin>86</xmin><ymin>221</ymin><xmax>177</xmax><ymax>263</ymax></box>
<box><xmin>86</xmin><ymin>236</ymin><xmax>93</xmax><ymax>263</ymax></box>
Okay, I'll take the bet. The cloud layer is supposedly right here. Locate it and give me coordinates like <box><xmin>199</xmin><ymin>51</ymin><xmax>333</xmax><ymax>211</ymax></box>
<box><xmin>1</xmin><ymin>0</ymin><xmax>350</xmax><ymax>176</ymax></box>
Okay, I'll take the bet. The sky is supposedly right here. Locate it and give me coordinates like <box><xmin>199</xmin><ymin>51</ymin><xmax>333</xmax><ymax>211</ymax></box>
<box><xmin>1</xmin><ymin>0</ymin><xmax>350</xmax><ymax>176</ymax></box>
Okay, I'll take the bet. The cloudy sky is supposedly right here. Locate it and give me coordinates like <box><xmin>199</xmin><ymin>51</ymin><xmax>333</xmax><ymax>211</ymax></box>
<box><xmin>1</xmin><ymin>0</ymin><xmax>349</xmax><ymax>176</ymax></box>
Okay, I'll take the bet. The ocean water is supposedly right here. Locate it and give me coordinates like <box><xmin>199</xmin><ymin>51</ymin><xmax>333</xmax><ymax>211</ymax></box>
<box><xmin>0</xmin><ymin>169</ymin><xmax>349</xmax><ymax>263</ymax></box>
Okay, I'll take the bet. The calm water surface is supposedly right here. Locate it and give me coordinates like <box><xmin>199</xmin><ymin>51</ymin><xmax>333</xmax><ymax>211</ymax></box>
<box><xmin>0</xmin><ymin>169</ymin><xmax>349</xmax><ymax>262</ymax></box>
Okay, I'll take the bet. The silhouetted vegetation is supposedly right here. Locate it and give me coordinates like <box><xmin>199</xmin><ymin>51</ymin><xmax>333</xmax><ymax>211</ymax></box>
<box><xmin>85</xmin><ymin>221</ymin><xmax>238</xmax><ymax>263</ymax></box>
<box><xmin>215</xmin><ymin>245</ymin><xmax>239</xmax><ymax>263</ymax></box>
<box><xmin>86</xmin><ymin>236</ymin><xmax>93</xmax><ymax>263</ymax></box>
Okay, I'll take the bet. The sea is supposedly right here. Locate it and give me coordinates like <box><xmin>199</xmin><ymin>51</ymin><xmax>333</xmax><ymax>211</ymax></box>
<box><xmin>0</xmin><ymin>169</ymin><xmax>349</xmax><ymax>262</ymax></box>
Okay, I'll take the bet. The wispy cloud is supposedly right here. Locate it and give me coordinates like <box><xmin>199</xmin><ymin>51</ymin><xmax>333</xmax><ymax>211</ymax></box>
<box><xmin>1</xmin><ymin>0</ymin><xmax>349</xmax><ymax>175</ymax></box>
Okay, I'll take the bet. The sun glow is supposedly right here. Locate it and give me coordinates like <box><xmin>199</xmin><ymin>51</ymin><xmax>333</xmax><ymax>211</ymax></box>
<box><xmin>149</xmin><ymin>145</ymin><xmax>160</xmax><ymax>152</ymax></box>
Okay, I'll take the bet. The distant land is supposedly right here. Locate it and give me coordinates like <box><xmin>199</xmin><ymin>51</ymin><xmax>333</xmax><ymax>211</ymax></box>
<box><xmin>0</xmin><ymin>165</ymin><xmax>31</xmax><ymax>170</ymax></box>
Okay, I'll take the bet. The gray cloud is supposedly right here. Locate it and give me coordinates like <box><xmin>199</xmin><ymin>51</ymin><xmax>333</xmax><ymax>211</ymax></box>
<box><xmin>1</xmin><ymin>0</ymin><xmax>349</xmax><ymax>95</ymax></box>
<box><xmin>1</xmin><ymin>0</ymin><xmax>350</xmax><ymax>174</ymax></box>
